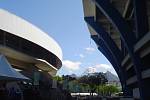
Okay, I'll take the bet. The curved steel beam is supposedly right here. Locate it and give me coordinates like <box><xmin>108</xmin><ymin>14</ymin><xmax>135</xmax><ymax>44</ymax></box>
<box><xmin>91</xmin><ymin>35</ymin><xmax>120</xmax><ymax>73</ymax></box>
<box><xmin>91</xmin><ymin>35</ymin><xmax>132</xmax><ymax>96</ymax></box>
<box><xmin>85</xmin><ymin>16</ymin><xmax>130</xmax><ymax>95</ymax></box>
<box><xmin>85</xmin><ymin>17</ymin><xmax>122</xmax><ymax>59</ymax></box>
<box><xmin>91</xmin><ymin>35</ymin><xmax>131</xmax><ymax>95</ymax></box>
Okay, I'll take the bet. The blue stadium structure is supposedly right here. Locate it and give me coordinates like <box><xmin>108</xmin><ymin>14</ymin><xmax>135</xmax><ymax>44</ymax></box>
<box><xmin>83</xmin><ymin>0</ymin><xmax>150</xmax><ymax>99</ymax></box>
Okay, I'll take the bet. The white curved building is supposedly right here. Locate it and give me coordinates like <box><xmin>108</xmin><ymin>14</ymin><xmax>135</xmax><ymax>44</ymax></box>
<box><xmin>0</xmin><ymin>9</ymin><xmax>62</xmax><ymax>76</ymax></box>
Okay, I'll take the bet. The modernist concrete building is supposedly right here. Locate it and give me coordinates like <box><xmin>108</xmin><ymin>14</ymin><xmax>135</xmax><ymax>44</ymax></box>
<box><xmin>83</xmin><ymin>0</ymin><xmax>150</xmax><ymax>100</ymax></box>
<box><xmin>0</xmin><ymin>9</ymin><xmax>62</xmax><ymax>79</ymax></box>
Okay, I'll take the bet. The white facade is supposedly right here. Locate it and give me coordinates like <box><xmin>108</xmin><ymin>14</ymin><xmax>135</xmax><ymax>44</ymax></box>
<box><xmin>0</xmin><ymin>9</ymin><xmax>62</xmax><ymax>61</ymax></box>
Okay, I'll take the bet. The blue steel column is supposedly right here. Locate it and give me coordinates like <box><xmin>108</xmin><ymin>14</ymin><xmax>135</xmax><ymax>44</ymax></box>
<box><xmin>91</xmin><ymin>35</ymin><xmax>130</xmax><ymax>95</ymax></box>
<box><xmin>92</xmin><ymin>0</ymin><xmax>145</xmax><ymax>99</ymax></box>
<box><xmin>133</xmin><ymin>0</ymin><xmax>149</xmax><ymax>39</ymax></box>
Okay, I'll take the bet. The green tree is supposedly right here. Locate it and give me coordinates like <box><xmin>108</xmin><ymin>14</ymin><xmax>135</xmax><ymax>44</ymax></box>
<box><xmin>53</xmin><ymin>75</ymin><xmax>63</xmax><ymax>83</ymax></box>
<box><xmin>80</xmin><ymin>83</ymin><xmax>89</xmax><ymax>92</ymax></box>
<box><xmin>78</xmin><ymin>72</ymin><xmax>108</xmax><ymax>95</ymax></box>
<box><xmin>97</xmin><ymin>85</ymin><xmax>119</xmax><ymax>96</ymax></box>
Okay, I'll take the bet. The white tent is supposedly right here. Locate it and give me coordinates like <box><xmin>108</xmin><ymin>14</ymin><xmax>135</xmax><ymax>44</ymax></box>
<box><xmin>0</xmin><ymin>55</ymin><xmax>30</xmax><ymax>81</ymax></box>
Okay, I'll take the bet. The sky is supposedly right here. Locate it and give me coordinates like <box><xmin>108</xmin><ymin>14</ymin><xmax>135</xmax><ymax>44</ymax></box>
<box><xmin>0</xmin><ymin>0</ymin><xmax>117</xmax><ymax>76</ymax></box>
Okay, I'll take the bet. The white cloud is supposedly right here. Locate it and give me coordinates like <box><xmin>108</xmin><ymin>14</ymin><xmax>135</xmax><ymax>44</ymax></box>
<box><xmin>95</xmin><ymin>64</ymin><xmax>112</xmax><ymax>69</ymax></box>
<box><xmin>62</xmin><ymin>60</ymin><xmax>81</xmax><ymax>71</ymax></box>
<box><xmin>85</xmin><ymin>64</ymin><xmax>116</xmax><ymax>75</ymax></box>
<box><xmin>85</xmin><ymin>47</ymin><xmax>95</xmax><ymax>52</ymax></box>
<box><xmin>68</xmin><ymin>70</ymin><xmax>73</xmax><ymax>74</ymax></box>
<box><xmin>79</xmin><ymin>54</ymin><xmax>85</xmax><ymax>58</ymax></box>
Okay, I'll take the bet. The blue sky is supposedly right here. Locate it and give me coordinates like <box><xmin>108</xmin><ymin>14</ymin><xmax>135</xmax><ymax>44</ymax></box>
<box><xmin>0</xmin><ymin>0</ymin><xmax>117</xmax><ymax>76</ymax></box>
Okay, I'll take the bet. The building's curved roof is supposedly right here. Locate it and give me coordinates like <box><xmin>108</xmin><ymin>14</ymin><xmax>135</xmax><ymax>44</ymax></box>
<box><xmin>0</xmin><ymin>9</ymin><xmax>62</xmax><ymax>61</ymax></box>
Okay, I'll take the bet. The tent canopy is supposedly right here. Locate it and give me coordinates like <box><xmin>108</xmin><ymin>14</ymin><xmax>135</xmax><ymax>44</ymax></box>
<box><xmin>0</xmin><ymin>55</ymin><xmax>30</xmax><ymax>81</ymax></box>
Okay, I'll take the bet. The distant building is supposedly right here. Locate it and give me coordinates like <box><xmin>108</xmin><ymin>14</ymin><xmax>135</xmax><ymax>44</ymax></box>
<box><xmin>83</xmin><ymin>67</ymin><xmax>96</xmax><ymax>75</ymax></box>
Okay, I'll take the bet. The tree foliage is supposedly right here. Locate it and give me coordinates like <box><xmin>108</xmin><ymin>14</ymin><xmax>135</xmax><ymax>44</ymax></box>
<box><xmin>62</xmin><ymin>75</ymin><xmax>76</xmax><ymax>81</ymax></box>
<box><xmin>78</xmin><ymin>73</ymin><xmax>108</xmax><ymax>94</ymax></box>
<box><xmin>78</xmin><ymin>73</ymin><xmax>108</xmax><ymax>86</ymax></box>
<box><xmin>97</xmin><ymin>85</ymin><xmax>119</xmax><ymax>96</ymax></box>
<box><xmin>53</xmin><ymin>74</ymin><xmax>119</xmax><ymax>97</ymax></box>
<box><xmin>53</xmin><ymin>75</ymin><xmax>63</xmax><ymax>83</ymax></box>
